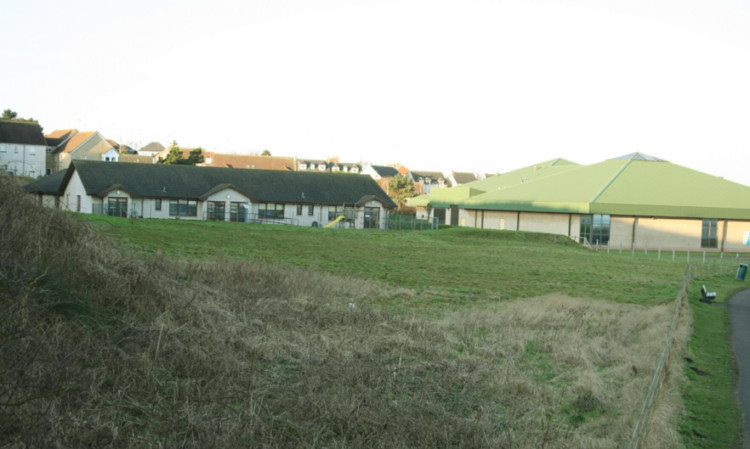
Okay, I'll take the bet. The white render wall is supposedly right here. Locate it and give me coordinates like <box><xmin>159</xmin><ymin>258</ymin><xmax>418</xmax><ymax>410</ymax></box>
<box><xmin>0</xmin><ymin>142</ymin><xmax>47</xmax><ymax>177</ymax></box>
<box><xmin>58</xmin><ymin>173</ymin><xmax>392</xmax><ymax>228</ymax></box>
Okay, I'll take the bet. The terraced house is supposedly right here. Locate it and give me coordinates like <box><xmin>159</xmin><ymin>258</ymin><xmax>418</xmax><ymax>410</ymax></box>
<box><xmin>0</xmin><ymin>119</ymin><xmax>47</xmax><ymax>177</ymax></box>
<box><xmin>25</xmin><ymin>161</ymin><xmax>396</xmax><ymax>229</ymax></box>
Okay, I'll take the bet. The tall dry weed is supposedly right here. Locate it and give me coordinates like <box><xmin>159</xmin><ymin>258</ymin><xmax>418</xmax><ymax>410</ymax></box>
<box><xmin>0</xmin><ymin>174</ymin><xmax>684</xmax><ymax>448</ymax></box>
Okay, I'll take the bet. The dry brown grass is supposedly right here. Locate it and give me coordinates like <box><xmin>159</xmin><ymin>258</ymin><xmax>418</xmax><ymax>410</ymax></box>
<box><xmin>0</xmin><ymin>174</ymin><xmax>684</xmax><ymax>448</ymax></box>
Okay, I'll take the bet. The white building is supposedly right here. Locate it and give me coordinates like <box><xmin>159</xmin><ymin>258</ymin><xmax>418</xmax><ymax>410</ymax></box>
<box><xmin>0</xmin><ymin>119</ymin><xmax>47</xmax><ymax>178</ymax></box>
<box><xmin>26</xmin><ymin>160</ymin><xmax>396</xmax><ymax>229</ymax></box>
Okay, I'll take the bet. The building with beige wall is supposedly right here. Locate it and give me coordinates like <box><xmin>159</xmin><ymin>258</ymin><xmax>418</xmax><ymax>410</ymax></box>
<box><xmin>421</xmin><ymin>154</ymin><xmax>750</xmax><ymax>252</ymax></box>
<box><xmin>45</xmin><ymin>130</ymin><xmax>119</xmax><ymax>173</ymax></box>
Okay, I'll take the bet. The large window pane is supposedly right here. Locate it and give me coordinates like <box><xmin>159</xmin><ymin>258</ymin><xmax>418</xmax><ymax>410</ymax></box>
<box><xmin>702</xmin><ymin>218</ymin><xmax>718</xmax><ymax>248</ymax></box>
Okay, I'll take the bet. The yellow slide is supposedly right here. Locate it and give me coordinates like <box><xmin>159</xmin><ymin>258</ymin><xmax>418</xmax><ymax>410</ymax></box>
<box><xmin>324</xmin><ymin>215</ymin><xmax>345</xmax><ymax>228</ymax></box>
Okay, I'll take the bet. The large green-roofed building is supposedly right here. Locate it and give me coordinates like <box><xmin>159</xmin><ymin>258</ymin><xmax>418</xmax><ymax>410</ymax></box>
<box><xmin>456</xmin><ymin>153</ymin><xmax>750</xmax><ymax>251</ymax></box>
<box><xmin>408</xmin><ymin>158</ymin><xmax>581</xmax><ymax>223</ymax></box>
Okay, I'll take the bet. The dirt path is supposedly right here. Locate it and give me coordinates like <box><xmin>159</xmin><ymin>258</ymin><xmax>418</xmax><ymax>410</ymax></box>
<box><xmin>728</xmin><ymin>289</ymin><xmax>750</xmax><ymax>449</ymax></box>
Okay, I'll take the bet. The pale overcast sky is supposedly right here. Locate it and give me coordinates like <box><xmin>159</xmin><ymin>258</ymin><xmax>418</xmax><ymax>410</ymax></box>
<box><xmin>3</xmin><ymin>0</ymin><xmax>750</xmax><ymax>184</ymax></box>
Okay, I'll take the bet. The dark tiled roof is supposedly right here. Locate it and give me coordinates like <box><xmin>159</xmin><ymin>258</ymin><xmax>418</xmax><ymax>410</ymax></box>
<box><xmin>61</xmin><ymin>161</ymin><xmax>396</xmax><ymax>207</ymax></box>
<box><xmin>452</xmin><ymin>172</ymin><xmax>478</xmax><ymax>184</ymax></box>
<box><xmin>373</xmin><ymin>165</ymin><xmax>399</xmax><ymax>177</ymax></box>
<box><xmin>24</xmin><ymin>170</ymin><xmax>68</xmax><ymax>194</ymax></box>
<box><xmin>0</xmin><ymin>120</ymin><xmax>46</xmax><ymax>145</ymax></box>
<box><xmin>411</xmin><ymin>171</ymin><xmax>444</xmax><ymax>182</ymax></box>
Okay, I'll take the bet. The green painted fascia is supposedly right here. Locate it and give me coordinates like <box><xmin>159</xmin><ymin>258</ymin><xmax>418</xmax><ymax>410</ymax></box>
<box><xmin>592</xmin><ymin>203</ymin><xmax>750</xmax><ymax>220</ymax></box>
<box><xmin>462</xmin><ymin>200</ymin><xmax>591</xmax><ymax>214</ymax></box>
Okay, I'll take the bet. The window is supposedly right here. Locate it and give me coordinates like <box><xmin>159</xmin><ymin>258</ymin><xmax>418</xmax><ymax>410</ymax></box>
<box><xmin>76</xmin><ymin>195</ymin><xmax>81</xmax><ymax>212</ymax></box>
<box><xmin>702</xmin><ymin>218</ymin><xmax>718</xmax><ymax>248</ymax></box>
<box><xmin>207</xmin><ymin>201</ymin><xmax>226</xmax><ymax>220</ymax></box>
<box><xmin>169</xmin><ymin>199</ymin><xmax>197</xmax><ymax>217</ymax></box>
<box><xmin>364</xmin><ymin>207</ymin><xmax>379</xmax><ymax>229</ymax></box>
<box><xmin>155</xmin><ymin>199</ymin><xmax>162</xmax><ymax>211</ymax></box>
<box><xmin>327</xmin><ymin>206</ymin><xmax>355</xmax><ymax>224</ymax></box>
<box><xmin>580</xmin><ymin>214</ymin><xmax>610</xmax><ymax>245</ymax></box>
<box><xmin>328</xmin><ymin>206</ymin><xmax>343</xmax><ymax>221</ymax></box>
<box><xmin>107</xmin><ymin>197</ymin><xmax>128</xmax><ymax>217</ymax></box>
<box><xmin>308</xmin><ymin>205</ymin><xmax>314</xmax><ymax>216</ymax></box>
<box><xmin>259</xmin><ymin>203</ymin><xmax>284</xmax><ymax>219</ymax></box>
<box><xmin>230</xmin><ymin>202</ymin><xmax>246</xmax><ymax>222</ymax></box>
<box><xmin>296</xmin><ymin>204</ymin><xmax>303</xmax><ymax>216</ymax></box>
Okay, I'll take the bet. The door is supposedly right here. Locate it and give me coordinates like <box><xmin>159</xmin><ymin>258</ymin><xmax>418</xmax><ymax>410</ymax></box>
<box><xmin>364</xmin><ymin>207</ymin><xmax>379</xmax><ymax>229</ymax></box>
<box><xmin>107</xmin><ymin>197</ymin><xmax>128</xmax><ymax>217</ymax></box>
<box><xmin>207</xmin><ymin>201</ymin><xmax>226</xmax><ymax>220</ymax></box>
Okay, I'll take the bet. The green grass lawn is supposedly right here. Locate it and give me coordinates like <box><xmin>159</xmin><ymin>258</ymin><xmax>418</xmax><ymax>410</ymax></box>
<box><xmin>81</xmin><ymin>215</ymin><xmax>686</xmax><ymax>306</ymax></box>
<box><xmin>680</xmin><ymin>273</ymin><xmax>747</xmax><ymax>449</ymax></box>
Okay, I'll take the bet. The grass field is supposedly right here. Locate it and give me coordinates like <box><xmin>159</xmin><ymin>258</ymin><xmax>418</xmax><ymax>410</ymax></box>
<box><xmin>2</xmin><ymin>181</ymin><xmax>744</xmax><ymax>448</ymax></box>
<box><xmin>81</xmin><ymin>215</ymin><xmax>687</xmax><ymax>308</ymax></box>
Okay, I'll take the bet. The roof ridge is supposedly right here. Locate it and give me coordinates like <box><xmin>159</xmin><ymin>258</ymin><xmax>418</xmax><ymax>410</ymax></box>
<box><xmin>590</xmin><ymin>159</ymin><xmax>631</xmax><ymax>204</ymax></box>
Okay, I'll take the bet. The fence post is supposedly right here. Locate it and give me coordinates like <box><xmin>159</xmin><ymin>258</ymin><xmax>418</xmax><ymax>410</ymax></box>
<box><xmin>658</xmin><ymin>246</ymin><xmax>661</xmax><ymax>260</ymax></box>
<box><xmin>672</xmin><ymin>249</ymin><xmax>675</xmax><ymax>262</ymax></box>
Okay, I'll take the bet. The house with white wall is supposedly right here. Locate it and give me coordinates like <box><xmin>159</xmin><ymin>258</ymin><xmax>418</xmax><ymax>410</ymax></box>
<box><xmin>0</xmin><ymin>119</ymin><xmax>47</xmax><ymax>177</ymax></box>
<box><xmin>26</xmin><ymin>160</ymin><xmax>396</xmax><ymax>229</ymax></box>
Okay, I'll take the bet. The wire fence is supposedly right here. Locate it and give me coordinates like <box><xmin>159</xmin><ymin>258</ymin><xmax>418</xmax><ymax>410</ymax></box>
<box><xmin>387</xmin><ymin>215</ymin><xmax>436</xmax><ymax>231</ymax></box>
<box><xmin>591</xmin><ymin>242</ymin><xmax>750</xmax><ymax>268</ymax></box>
<box><xmin>627</xmin><ymin>265</ymin><xmax>692</xmax><ymax>449</ymax></box>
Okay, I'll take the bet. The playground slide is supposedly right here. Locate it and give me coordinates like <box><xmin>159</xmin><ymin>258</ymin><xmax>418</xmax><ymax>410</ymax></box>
<box><xmin>324</xmin><ymin>215</ymin><xmax>345</xmax><ymax>228</ymax></box>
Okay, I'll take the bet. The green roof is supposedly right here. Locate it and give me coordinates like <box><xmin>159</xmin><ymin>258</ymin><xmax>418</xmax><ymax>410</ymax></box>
<box><xmin>27</xmin><ymin>161</ymin><xmax>397</xmax><ymax>208</ymax></box>
<box><xmin>467</xmin><ymin>158</ymin><xmax>580</xmax><ymax>191</ymax></box>
<box><xmin>408</xmin><ymin>158</ymin><xmax>580</xmax><ymax>208</ymax></box>
<box><xmin>461</xmin><ymin>156</ymin><xmax>750</xmax><ymax>219</ymax></box>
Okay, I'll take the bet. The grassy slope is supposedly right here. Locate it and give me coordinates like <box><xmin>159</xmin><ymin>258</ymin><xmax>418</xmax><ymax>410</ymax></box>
<box><xmin>680</xmin><ymin>273</ymin><xmax>746</xmax><ymax>448</ymax></box>
<box><xmin>81</xmin><ymin>215</ymin><xmax>684</xmax><ymax>307</ymax></box>
<box><xmin>1</xmin><ymin>182</ymin><xmax>696</xmax><ymax>448</ymax></box>
<box><xmin>83</xmin><ymin>215</ymin><xmax>749</xmax><ymax>447</ymax></box>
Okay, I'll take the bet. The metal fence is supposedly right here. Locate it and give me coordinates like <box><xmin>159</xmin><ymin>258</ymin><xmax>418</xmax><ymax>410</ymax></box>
<box><xmin>387</xmin><ymin>215</ymin><xmax>437</xmax><ymax>231</ymax></box>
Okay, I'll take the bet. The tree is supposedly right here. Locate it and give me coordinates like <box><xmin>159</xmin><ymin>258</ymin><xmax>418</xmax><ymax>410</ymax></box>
<box><xmin>2</xmin><ymin>109</ymin><xmax>18</xmax><ymax>119</ymax></box>
<box><xmin>261</xmin><ymin>149</ymin><xmax>271</xmax><ymax>156</ymax></box>
<box><xmin>159</xmin><ymin>141</ymin><xmax>205</xmax><ymax>165</ymax></box>
<box><xmin>387</xmin><ymin>173</ymin><xmax>416</xmax><ymax>211</ymax></box>
<box><xmin>160</xmin><ymin>141</ymin><xmax>184</xmax><ymax>164</ymax></box>
<box><xmin>187</xmin><ymin>147</ymin><xmax>205</xmax><ymax>165</ymax></box>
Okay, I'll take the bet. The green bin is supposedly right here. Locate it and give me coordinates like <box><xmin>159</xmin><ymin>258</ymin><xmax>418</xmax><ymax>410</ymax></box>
<box><xmin>737</xmin><ymin>264</ymin><xmax>748</xmax><ymax>281</ymax></box>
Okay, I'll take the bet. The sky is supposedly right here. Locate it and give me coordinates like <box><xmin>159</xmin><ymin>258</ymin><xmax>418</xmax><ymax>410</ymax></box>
<box><xmin>3</xmin><ymin>0</ymin><xmax>750</xmax><ymax>184</ymax></box>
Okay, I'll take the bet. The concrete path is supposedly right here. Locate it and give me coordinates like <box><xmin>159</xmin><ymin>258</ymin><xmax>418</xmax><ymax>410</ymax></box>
<box><xmin>728</xmin><ymin>289</ymin><xmax>750</xmax><ymax>449</ymax></box>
